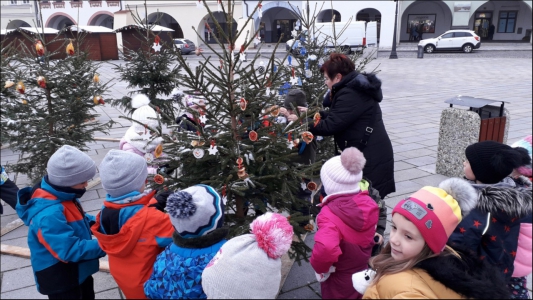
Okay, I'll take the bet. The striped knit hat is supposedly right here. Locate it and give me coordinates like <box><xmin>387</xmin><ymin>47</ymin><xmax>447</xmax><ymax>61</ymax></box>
<box><xmin>165</xmin><ymin>184</ymin><xmax>224</xmax><ymax>238</ymax></box>
<box><xmin>392</xmin><ymin>178</ymin><xmax>477</xmax><ymax>254</ymax></box>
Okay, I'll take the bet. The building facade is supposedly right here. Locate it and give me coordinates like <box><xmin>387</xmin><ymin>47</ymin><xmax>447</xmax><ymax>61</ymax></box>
<box><xmin>2</xmin><ymin>0</ymin><xmax>531</xmax><ymax>50</ymax></box>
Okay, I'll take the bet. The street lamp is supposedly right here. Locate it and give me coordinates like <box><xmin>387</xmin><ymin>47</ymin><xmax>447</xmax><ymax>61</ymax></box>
<box><xmin>389</xmin><ymin>0</ymin><xmax>399</xmax><ymax>59</ymax></box>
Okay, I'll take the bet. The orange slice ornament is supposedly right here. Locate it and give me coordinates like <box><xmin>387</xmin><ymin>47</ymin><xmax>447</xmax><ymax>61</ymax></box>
<box><xmin>313</xmin><ymin>112</ymin><xmax>321</xmax><ymax>127</ymax></box>
<box><xmin>249</xmin><ymin>130</ymin><xmax>258</xmax><ymax>141</ymax></box>
<box><xmin>301</xmin><ymin>131</ymin><xmax>314</xmax><ymax>144</ymax></box>
<box><xmin>154</xmin><ymin>144</ymin><xmax>163</xmax><ymax>158</ymax></box>
<box><xmin>66</xmin><ymin>40</ymin><xmax>75</xmax><ymax>56</ymax></box>
<box><xmin>239</xmin><ymin>97</ymin><xmax>248</xmax><ymax>111</ymax></box>
<box><xmin>16</xmin><ymin>81</ymin><xmax>25</xmax><ymax>94</ymax></box>
<box><xmin>307</xmin><ymin>181</ymin><xmax>317</xmax><ymax>191</ymax></box>
<box><xmin>269</xmin><ymin>105</ymin><xmax>280</xmax><ymax>117</ymax></box>
<box><xmin>93</xmin><ymin>74</ymin><xmax>100</xmax><ymax>84</ymax></box>
<box><xmin>153</xmin><ymin>174</ymin><xmax>165</xmax><ymax>185</ymax></box>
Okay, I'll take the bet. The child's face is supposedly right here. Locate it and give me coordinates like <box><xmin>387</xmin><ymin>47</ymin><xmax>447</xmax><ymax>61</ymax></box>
<box><xmin>463</xmin><ymin>160</ymin><xmax>476</xmax><ymax>181</ymax></box>
<box><xmin>389</xmin><ymin>214</ymin><xmax>426</xmax><ymax>261</ymax></box>
<box><xmin>70</xmin><ymin>181</ymin><xmax>88</xmax><ymax>190</ymax></box>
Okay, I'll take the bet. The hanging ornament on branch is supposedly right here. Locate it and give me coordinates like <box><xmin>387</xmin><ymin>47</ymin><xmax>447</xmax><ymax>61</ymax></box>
<box><xmin>265</xmin><ymin>78</ymin><xmax>272</xmax><ymax>96</ymax></box>
<box><xmin>36</xmin><ymin>76</ymin><xmax>46</xmax><ymax>88</ymax></box>
<box><xmin>35</xmin><ymin>40</ymin><xmax>44</xmax><ymax>56</ymax></box>
<box><xmin>257</xmin><ymin>60</ymin><xmax>265</xmax><ymax>74</ymax></box>
<box><xmin>66</xmin><ymin>40</ymin><xmax>75</xmax><ymax>56</ymax></box>
<box><xmin>239</xmin><ymin>45</ymin><xmax>246</xmax><ymax>62</ymax></box>
<box><xmin>239</xmin><ymin>97</ymin><xmax>248</xmax><ymax>111</ymax></box>
<box><xmin>153</xmin><ymin>174</ymin><xmax>165</xmax><ymax>185</ymax></box>
<box><xmin>208</xmin><ymin>139</ymin><xmax>219</xmax><ymax>155</ymax></box>
<box><xmin>236</xmin><ymin>157</ymin><xmax>248</xmax><ymax>179</ymax></box>
<box><xmin>4</xmin><ymin>81</ymin><xmax>15</xmax><ymax>89</ymax></box>
<box><xmin>93</xmin><ymin>73</ymin><xmax>100</xmax><ymax>84</ymax></box>
<box><xmin>16</xmin><ymin>81</ymin><xmax>25</xmax><ymax>94</ymax></box>
<box><xmin>152</xmin><ymin>35</ymin><xmax>162</xmax><ymax>52</ymax></box>
<box><xmin>217</xmin><ymin>0</ymin><xmax>222</xmax><ymax>11</ymax></box>
<box><xmin>154</xmin><ymin>144</ymin><xmax>163</xmax><ymax>158</ymax></box>
<box><xmin>258</xmin><ymin>3</ymin><xmax>263</xmax><ymax>18</ymax></box>
<box><xmin>195</xmin><ymin>47</ymin><xmax>203</xmax><ymax>56</ymax></box>
<box><xmin>93</xmin><ymin>95</ymin><xmax>105</xmax><ymax>105</ymax></box>
<box><xmin>196</xmin><ymin>0</ymin><xmax>203</xmax><ymax>9</ymax></box>
<box><xmin>249</xmin><ymin>130</ymin><xmax>258</xmax><ymax>142</ymax></box>
<box><xmin>289</xmin><ymin>67</ymin><xmax>299</xmax><ymax>85</ymax></box>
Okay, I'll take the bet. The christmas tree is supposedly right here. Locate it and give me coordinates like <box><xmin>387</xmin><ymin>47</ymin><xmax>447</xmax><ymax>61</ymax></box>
<box><xmin>0</xmin><ymin>20</ymin><xmax>113</xmax><ymax>183</ymax></box>
<box><xmin>108</xmin><ymin>2</ymin><xmax>182</xmax><ymax>122</ymax></box>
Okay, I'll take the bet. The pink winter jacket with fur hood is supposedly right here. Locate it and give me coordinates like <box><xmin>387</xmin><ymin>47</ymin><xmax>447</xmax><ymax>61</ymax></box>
<box><xmin>310</xmin><ymin>190</ymin><xmax>379</xmax><ymax>299</ymax></box>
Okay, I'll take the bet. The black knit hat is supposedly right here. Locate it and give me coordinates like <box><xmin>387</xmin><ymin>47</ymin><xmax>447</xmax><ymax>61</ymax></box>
<box><xmin>465</xmin><ymin>141</ymin><xmax>523</xmax><ymax>184</ymax></box>
<box><xmin>283</xmin><ymin>89</ymin><xmax>307</xmax><ymax>109</ymax></box>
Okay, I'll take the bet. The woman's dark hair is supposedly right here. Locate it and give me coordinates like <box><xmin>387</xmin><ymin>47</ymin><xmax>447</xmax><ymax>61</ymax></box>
<box><xmin>319</xmin><ymin>53</ymin><xmax>355</xmax><ymax>79</ymax></box>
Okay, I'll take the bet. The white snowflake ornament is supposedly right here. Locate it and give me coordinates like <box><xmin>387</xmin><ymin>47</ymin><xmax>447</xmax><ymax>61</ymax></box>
<box><xmin>208</xmin><ymin>145</ymin><xmax>219</xmax><ymax>155</ymax></box>
<box><xmin>152</xmin><ymin>43</ymin><xmax>162</xmax><ymax>52</ymax></box>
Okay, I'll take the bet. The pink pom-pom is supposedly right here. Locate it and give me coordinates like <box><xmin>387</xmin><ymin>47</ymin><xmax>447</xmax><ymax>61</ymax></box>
<box><xmin>340</xmin><ymin>147</ymin><xmax>366</xmax><ymax>173</ymax></box>
<box><xmin>250</xmin><ymin>212</ymin><xmax>293</xmax><ymax>259</ymax></box>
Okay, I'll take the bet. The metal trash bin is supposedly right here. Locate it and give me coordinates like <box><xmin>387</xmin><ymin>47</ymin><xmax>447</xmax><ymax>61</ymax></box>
<box><xmin>436</xmin><ymin>96</ymin><xmax>510</xmax><ymax>177</ymax></box>
<box><xmin>417</xmin><ymin>45</ymin><xmax>424</xmax><ymax>58</ymax></box>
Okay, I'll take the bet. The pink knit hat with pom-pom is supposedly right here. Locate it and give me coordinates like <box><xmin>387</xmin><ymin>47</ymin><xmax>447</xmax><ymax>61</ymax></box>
<box><xmin>202</xmin><ymin>212</ymin><xmax>293</xmax><ymax>299</ymax></box>
<box><xmin>321</xmin><ymin>147</ymin><xmax>366</xmax><ymax>195</ymax></box>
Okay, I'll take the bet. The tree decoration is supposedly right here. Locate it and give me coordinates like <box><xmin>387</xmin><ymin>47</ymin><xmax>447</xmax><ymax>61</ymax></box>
<box><xmin>195</xmin><ymin>48</ymin><xmax>203</xmax><ymax>56</ymax></box>
<box><xmin>93</xmin><ymin>73</ymin><xmax>99</xmax><ymax>84</ymax></box>
<box><xmin>249</xmin><ymin>130</ymin><xmax>258</xmax><ymax>141</ymax></box>
<box><xmin>301</xmin><ymin>131</ymin><xmax>314</xmax><ymax>144</ymax></box>
<box><xmin>16</xmin><ymin>81</ymin><xmax>25</xmax><ymax>94</ymax></box>
<box><xmin>257</xmin><ymin>60</ymin><xmax>265</xmax><ymax>74</ymax></box>
<box><xmin>307</xmin><ymin>181</ymin><xmax>317</xmax><ymax>191</ymax></box>
<box><xmin>304</xmin><ymin>224</ymin><xmax>314</xmax><ymax>231</ymax></box>
<box><xmin>236</xmin><ymin>157</ymin><xmax>248</xmax><ymax>179</ymax></box>
<box><xmin>313</xmin><ymin>112</ymin><xmax>321</xmax><ymax>127</ymax></box>
<box><xmin>66</xmin><ymin>40</ymin><xmax>75</xmax><ymax>56</ymax></box>
<box><xmin>21</xmin><ymin>99</ymin><xmax>28</xmax><ymax>105</ymax></box>
<box><xmin>239</xmin><ymin>97</ymin><xmax>248</xmax><ymax>111</ymax></box>
<box><xmin>239</xmin><ymin>45</ymin><xmax>246</xmax><ymax>62</ymax></box>
<box><xmin>217</xmin><ymin>0</ymin><xmax>222</xmax><ymax>11</ymax></box>
<box><xmin>208</xmin><ymin>140</ymin><xmax>219</xmax><ymax>155</ymax></box>
<box><xmin>154</xmin><ymin>144</ymin><xmax>163</xmax><ymax>158</ymax></box>
<box><xmin>35</xmin><ymin>40</ymin><xmax>44</xmax><ymax>56</ymax></box>
<box><xmin>193</xmin><ymin>147</ymin><xmax>205</xmax><ymax>159</ymax></box>
<box><xmin>152</xmin><ymin>35</ymin><xmax>162</xmax><ymax>52</ymax></box>
<box><xmin>269</xmin><ymin>105</ymin><xmax>280</xmax><ymax>117</ymax></box>
<box><xmin>154</xmin><ymin>174</ymin><xmax>165</xmax><ymax>184</ymax></box>
<box><xmin>258</xmin><ymin>3</ymin><xmax>263</xmax><ymax>18</ymax></box>
<box><xmin>93</xmin><ymin>95</ymin><xmax>105</xmax><ymax>105</ymax></box>
<box><xmin>4</xmin><ymin>81</ymin><xmax>14</xmax><ymax>88</ymax></box>
<box><xmin>144</xmin><ymin>152</ymin><xmax>154</xmax><ymax>163</ymax></box>
<box><xmin>36</xmin><ymin>76</ymin><xmax>46</xmax><ymax>88</ymax></box>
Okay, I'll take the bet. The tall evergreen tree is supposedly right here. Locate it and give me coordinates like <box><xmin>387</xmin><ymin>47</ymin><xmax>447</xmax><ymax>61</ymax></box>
<box><xmin>0</xmin><ymin>25</ymin><xmax>113</xmax><ymax>183</ymax></box>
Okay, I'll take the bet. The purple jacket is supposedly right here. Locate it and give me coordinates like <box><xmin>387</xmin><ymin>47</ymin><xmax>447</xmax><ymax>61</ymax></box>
<box><xmin>310</xmin><ymin>190</ymin><xmax>379</xmax><ymax>299</ymax></box>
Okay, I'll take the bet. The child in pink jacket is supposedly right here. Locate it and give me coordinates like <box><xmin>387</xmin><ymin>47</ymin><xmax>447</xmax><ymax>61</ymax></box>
<box><xmin>310</xmin><ymin>147</ymin><xmax>379</xmax><ymax>299</ymax></box>
<box><xmin>119</xmin><ymin>94</ymin><xmax>163</xmax><ymax>175</ymax></box>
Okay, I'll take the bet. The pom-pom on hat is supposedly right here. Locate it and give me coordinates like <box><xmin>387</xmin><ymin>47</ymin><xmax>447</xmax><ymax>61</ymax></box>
<box><xmin>166</xmin><ymin>184</ymin><xmax>224</xmax><ymax>238</ymax></box>
<box><xmin>131</xmin><ymin>94</ymin><xmax>158</xmax><ymax>132</ymax></box>
<box><xmin>511</xmin><ymin>135</ymin><xmax>532</xmax><ymax>177</ymax></box>
<box><xmin>321</xmin><ymin>147</ymin><xmax>366</xmax><ymax>195</ymax></box>
<box><xmin>465</xmin><ymin>140</ymin><xmax>524</xmax><ymax>183</ymax></box>
<box><xmin>47</xmin><ymin>145</ymin><xmax>96</xmax><ymax>187</ymax></box>
<box><xmin>201</xmin><ymin>212</ymin><xmax>293</xmax><ymax>299</ymax></box>
<box><xmin>99</xmin><ymin>149</ymin><xmax>148</xmax><ymax>198</ymax></box>
<box><xmin>392</xmin><ymin>178</ymin><xmax>477</xmax><ymax>254</ymax></box>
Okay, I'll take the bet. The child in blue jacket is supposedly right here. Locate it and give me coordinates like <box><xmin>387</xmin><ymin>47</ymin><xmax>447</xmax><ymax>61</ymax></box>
<box><xmin>16</xmin><ymin>145</ymin><xmax>105</xmax><ymax>299</ymax></box>
<box><xmin>144</xmin><ymin>184</ymin><xmax>227</xmax><ymax>299</ymax></box>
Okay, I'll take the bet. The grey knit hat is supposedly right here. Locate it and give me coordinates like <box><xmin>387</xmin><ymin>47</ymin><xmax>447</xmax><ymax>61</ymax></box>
<box><xmin>47</xmin><ymin>145</ymin><xmax>96</xmax><ymax>187</ymax></box>
<box><xmin>202</xmin><ymin>212</ymin><xmax>293</xmax><ymax>299</ymax></box>
<box><xmin>165</xmin><ymin>184</ymin><xmax>224</xmax><ymax>238</ymax></box>
<box><xmin>99</xmin><ymin>149</ymin><xmax>148</xmax><ymax>198</ymax></box>
<box><xmin>283</xmin><ymin>89</ymin><xmax>307</xmax><ymax>110</ymax></box>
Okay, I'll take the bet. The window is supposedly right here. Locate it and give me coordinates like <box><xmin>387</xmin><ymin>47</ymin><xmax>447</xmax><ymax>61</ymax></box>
<box><xmin>23</xmin><ymin>0</ymin><xmax>29</xmax><ymax>3</ymax></box>
<box><xmin>10</xmin><ymin>0</ymin><xmax>17</xmax><ymax>4</ymax></box>
<box><xmin>498</xmin><ymin>11</ymin><xmax>517</xmax><ymax>33</ymax></box>
<box><xmin>454</xmin><ymin>32</ymin><xmax>471</xmax><ymax>37</ymax></box>
<box><xmin>441</xmin><ymin>33</ymin><xmax>454</xmax><ymax>38</ymax></box>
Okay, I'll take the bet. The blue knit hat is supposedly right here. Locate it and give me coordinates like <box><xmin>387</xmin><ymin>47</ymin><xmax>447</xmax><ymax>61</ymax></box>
<box><xmin>166</xmin><ymin>184</ymin><xmax>224</xmax><ymax>238</ymax></box>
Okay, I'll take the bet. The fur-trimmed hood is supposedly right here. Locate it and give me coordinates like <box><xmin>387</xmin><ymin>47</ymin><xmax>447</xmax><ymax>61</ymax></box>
<box><xmin>415</xmin><ymin>245</ymin><xmax>510</xmax><ymax>299</ymax></box>
<box><xmin>469</xmin><ymin>177</ymin><xmax>532</xmax><ymax>219</ymax></box>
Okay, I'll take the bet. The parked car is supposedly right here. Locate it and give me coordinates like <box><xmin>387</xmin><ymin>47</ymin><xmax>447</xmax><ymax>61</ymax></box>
<box><xmin>419</xmin><ymin>30</ymin><xmax>481</xmax><ymax>53</ymax></box>
<box><xmin>173</xmin><ymin>38</ymin><xmax>196</xmax><ymax>55</ymax></box>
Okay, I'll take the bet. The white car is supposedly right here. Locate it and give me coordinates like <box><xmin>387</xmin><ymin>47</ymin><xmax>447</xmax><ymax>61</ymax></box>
<box><xmin>418</xmin><ymin>30</ymin><xmax>481</xmax><ymax>53</ymax></box>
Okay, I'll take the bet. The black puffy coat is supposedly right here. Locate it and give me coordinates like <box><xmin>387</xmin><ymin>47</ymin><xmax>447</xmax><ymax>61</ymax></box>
<box><xmin>310</xmin><ymin>71</ymin><xmax>395</xmax><ymax>198</ymax></box>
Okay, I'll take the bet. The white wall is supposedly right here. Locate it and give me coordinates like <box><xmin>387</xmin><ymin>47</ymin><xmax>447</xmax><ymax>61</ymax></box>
<box><xmin>40</xmin><ymin>1</ymin><xmax>121</xmax><ymax>29</ymax></box>
<box><xmin>1</xmin><ymin>2</ymin><xmax>37</xmax><ymax>30</ymax></box>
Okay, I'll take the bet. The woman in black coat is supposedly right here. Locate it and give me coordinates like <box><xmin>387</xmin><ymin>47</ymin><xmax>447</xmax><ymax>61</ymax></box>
<box><xmin>309</xmin><ymin>53</ymin><xmax>395</xmax><ymax>198</ymax></box>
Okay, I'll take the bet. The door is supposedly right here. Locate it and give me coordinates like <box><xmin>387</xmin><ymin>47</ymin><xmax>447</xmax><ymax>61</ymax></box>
<box><xmin>436</xmin><ymin>32</ymin><xmax>454</xmax><ymax>49</ymax></box>
<box><xmin>452</xmin><ymin>32</ymin><xmax>468</xmax><ymax>48</ymax></box>
<box><xmin>274</xmin><ymin>20</ymin><xmax>296</xmax><ymax>43</ymax></box>
<box><xmin>473</xmin><ymin>17</ymin><xmax>492</xmax><ymax>40</ymax></box>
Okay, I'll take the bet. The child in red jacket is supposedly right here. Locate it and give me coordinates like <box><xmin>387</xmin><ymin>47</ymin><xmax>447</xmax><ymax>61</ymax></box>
<box><xmin>310</xmin><ymin>147</ymin><xmax>379</xmax><ymax>299</ymax></box>
<box><xmin>91</xmin><ymin>149</ymin><xmax>174</xmax><ymax>299</ymax></box>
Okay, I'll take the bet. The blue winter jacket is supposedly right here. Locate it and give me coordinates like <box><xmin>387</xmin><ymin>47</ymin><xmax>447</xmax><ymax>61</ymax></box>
<box><xmin>16</xmin><ymin>177</ymin><xmax>105</xmax><ymax>295</ymax></box>
<box><xmin>144</xmin><ymin>228</ymin><xmax>228</xmax><ymax>299</ymax></box>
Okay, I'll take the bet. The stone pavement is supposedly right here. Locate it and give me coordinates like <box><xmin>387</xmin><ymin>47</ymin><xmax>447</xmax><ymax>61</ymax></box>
<box><xmin>1</xmin><ymin>53</ymin><xmax>532</xmax><ymax>299</ymax></box>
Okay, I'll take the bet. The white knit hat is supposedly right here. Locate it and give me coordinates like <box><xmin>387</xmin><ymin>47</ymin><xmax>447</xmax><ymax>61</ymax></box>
<box><xmin>201</xmin><ymin>213</ymin><xmax>293</xmax><ymax>299</ymax></box>
<box><xmin>131</xmin><ymin>94</ymin><xmax>158</xmax><ymax>132</ymax></box>
<box><xmin>320</xmin><ymin>147</ymin><xmax>366</xmax><ymax>195</ymax></box>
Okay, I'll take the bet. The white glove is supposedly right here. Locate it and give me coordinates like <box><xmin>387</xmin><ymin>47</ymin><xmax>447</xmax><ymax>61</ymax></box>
<box><xmin>352</xmin><ymin>268</ymin><xmax>376</xmax><ymax>295</ymax></box>
<box><xmin>315</xmin><ymin>265</ymin><xmax>336</xmax><ymax>283</ymax></box>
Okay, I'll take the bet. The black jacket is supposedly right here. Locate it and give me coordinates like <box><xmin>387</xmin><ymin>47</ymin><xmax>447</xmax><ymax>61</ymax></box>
<box><xmin>310</xmin><ymin>71</ymin><xmax>395</xmax><ymax>198</ymax></box>
<box><xmin>414</xmin><ymin>245</ymin><xmax>511</xmax><ymax>299</ymax></box>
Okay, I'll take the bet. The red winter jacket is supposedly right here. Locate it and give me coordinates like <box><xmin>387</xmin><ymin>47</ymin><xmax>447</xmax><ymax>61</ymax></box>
<box><xmin>310</xmin><ymin>190</ymin><xmax>379</xmax><ymax>299</ymax></box>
